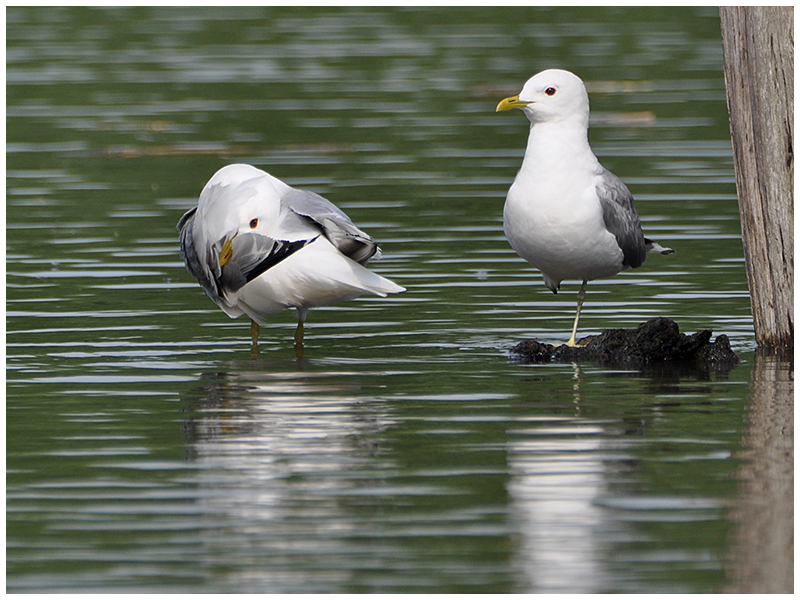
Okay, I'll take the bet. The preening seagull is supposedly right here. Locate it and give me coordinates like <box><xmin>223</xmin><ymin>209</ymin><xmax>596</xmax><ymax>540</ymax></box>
<box><xmin>496</xmin><ymin>69</ymin><xmax>673</xmax><ymax>346</ymax></box>
<box><xmin>178</xmin><ymin>164</ymin><xmax>405</xmax><ymax>356</ymax></box>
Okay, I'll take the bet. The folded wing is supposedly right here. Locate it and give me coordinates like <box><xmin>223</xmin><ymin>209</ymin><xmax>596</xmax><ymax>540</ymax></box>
<box><xmin>217</xmin><ymin>233</ymin><xmax>315</xmax><ymax>293</ymax></box>
<box><xmin>596</xmin><ymin>169</ymin><xmax>646</xmax><ymax>269</ymax></box>
<box><xmin>280</xmin><ymin>188</ymin><xmax>380</xmax><ymax>265</ymax></box>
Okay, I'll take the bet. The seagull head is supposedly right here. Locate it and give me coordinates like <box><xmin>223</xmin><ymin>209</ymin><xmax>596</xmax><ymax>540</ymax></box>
<box><xmin>196</xmin><ymin>164</ymin><xmax>284</xmax><ymax>254</ymax></box>
<box><xmin>496</xmin><ymin>69</ymin><xmax>590</xmax><ymax>127</ymax></box>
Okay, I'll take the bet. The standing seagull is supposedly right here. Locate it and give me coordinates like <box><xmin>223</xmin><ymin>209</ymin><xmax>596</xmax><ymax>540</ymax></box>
<box><xmin>178</xmin><ymin>164</ymin><xmax>405</xmax><ymax>357</ymax></box>
<box><xmin>496</xmin><ymin>69</ymin><xmax>673</xmax><ymax>346</ymax></box>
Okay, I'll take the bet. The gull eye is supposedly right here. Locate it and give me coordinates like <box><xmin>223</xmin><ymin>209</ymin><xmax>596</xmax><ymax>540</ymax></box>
<box><xmin>249</xmin><ymin>218</ymin><xmax>259</xmax><ymax>229</ymax></box>
<box><xmin>545</xmin><ymin>87</ymin><xmax>557</xmax><ymax>96</ymax></box>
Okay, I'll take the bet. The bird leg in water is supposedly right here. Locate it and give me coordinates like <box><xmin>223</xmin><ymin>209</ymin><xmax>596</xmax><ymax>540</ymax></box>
<box><xmin>566</xmin><ymin>280</ymin><xmax>588</xmax><ymax>347</ymax></box>
<box><xmin>250</xmin><ymin>320</ymin><xmax>260</xmax><ymax>357</ymax></box>
<box><xmin>294</xmin><ymin>321</ymin><xmax>305</xmax><ymax>359</ymax></box>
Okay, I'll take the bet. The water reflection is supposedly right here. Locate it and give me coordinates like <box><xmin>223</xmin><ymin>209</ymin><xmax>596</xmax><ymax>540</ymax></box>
<box><xmin>180</xmin><ymin>369</ymin><xmax>410</xmax><ymax>592</ymax></box>
<box><xmin>180</xmin><ymin>367</ymin><xmax>522</xmax><ymax>592</ymax></box>
<box><xmin>726</xmin><ymin>349</ymin><xmax>794</xmax><ymax>593</ymax></box>
<box><xmin>508</xmin><ymin>421</ymin><xmax>612</xmax><ymax>592</ymax></box>
<box><xmin>173</xmin><ymin>358</ymin><xmax>752</xmax><ymax>592</ymax></box>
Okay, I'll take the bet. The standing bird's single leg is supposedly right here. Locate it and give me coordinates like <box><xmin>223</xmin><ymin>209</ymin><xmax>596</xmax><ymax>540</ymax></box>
<box><xmin>566</xmin><ymin>280</ymin><xmax>588</xmax><ymax>347</ymax></box>
<box><xmin>250</xmin><ymin>319</ymin><xmax>260</xmax><ymax>357</ymax></box>
<box><xmin>294</xmin><ymin>308</ymin><xmax>308</xmax><ymax>359</ymax></box>
<box><xmin>294</xmin><ymin>321</ymin><xmax>305</xmax><ymax>360</ymax></box>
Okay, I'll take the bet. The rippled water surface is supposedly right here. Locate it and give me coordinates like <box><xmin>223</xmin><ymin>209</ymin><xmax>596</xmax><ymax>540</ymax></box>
<box><xmin>7</xmin><ymin>6</ymin><xmax>790</xmax><ymax>593</ymax></box>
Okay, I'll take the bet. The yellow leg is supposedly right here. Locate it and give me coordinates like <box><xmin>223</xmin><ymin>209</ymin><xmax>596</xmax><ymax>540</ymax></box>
<box><xmin>294</xmin><ymin>321</ymin><xmax>305</xmax><ymax>360</ymax></box>
<box><xmin>566</xmin><ymin>280</ymin><xmax>588</xmax><ymax>347</ymax></box>
<box><xmin>250</xmin><ymin>320</ymin><xmax>260</xmax><ymax>357</ymax></box>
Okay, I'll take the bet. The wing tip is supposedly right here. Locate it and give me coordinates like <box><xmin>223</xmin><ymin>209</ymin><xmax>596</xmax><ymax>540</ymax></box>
<box><xmin>644</xmin><ymin>238</ymin><xmax>675</xmax><ymax>255</ymax></box>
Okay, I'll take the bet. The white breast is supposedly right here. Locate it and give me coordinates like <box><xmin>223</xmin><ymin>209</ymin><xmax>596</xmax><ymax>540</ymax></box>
<box><xmin>503</xmin><ymin>171</ymin><xmax>625</xmax><ymax>290</ymax></box>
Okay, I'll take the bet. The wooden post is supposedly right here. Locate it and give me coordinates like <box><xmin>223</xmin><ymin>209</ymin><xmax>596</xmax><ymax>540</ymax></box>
<box><xmin>719</xmin><ymin>7</ymin><xmax>794</xmax><ymax>349</ymax></box>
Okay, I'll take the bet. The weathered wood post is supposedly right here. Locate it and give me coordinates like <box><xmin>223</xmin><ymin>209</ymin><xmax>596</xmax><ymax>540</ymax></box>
<box><xmin>719</xmin><ymin>7</ymin><xmax>794</xmax><ymax>349</ymax></box>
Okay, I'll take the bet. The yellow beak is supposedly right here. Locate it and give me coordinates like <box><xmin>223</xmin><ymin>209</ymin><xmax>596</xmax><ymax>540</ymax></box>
<box><xmin>219</xmin><ymin>233</ymin><xmax>237</xmax><ymax>267</ymax></box>
<box><xmin>496</xmin><ymin>94</ymin><xmax>530</xmax><ymax>112</ymax></box>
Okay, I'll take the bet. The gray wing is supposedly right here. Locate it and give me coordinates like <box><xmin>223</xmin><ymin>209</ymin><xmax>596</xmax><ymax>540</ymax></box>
<box><xmin>596</xmin><ymin>169</ymin><xmax>646</xmax><ymax>269</ymax></box>
<box><xmin>280</xmin><ymin>188</ymin><xmax>380</xmax><ymax>265</ymax></box>
<box><xmin>178</xmin><ymin>207</ymin><xmax>219</xmax><ymax>299</ymax></box>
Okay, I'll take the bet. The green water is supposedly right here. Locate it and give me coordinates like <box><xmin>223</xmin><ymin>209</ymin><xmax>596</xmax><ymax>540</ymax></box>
<box><xmin>6</xmin><ymin>6</ymin><xmax>790</xmax><ymax>593</ymax></box>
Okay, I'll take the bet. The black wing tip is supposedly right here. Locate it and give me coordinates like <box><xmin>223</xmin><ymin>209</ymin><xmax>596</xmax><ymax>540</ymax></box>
<box><xmin>245</xmin><ymin>237</ymin><xmax>315</xmax><ymax>284</ymax></box>
<box><xmin>234</xmin><ymin>235</ymin><xmax>318</xmax><ymax>288</ymax></box>
<box><xmin>644</xmin><ymin>237</ymin><xmax>675</xmax><ymax>255</ymax></box>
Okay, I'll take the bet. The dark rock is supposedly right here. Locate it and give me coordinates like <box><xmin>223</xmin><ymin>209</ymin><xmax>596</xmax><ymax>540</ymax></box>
<box><xmin>697</xmin><ymin>333</ymin><xmax>740</xmax><ymax>367</ymax></box>
<box><xmin>508</xmin><ymin>339</ymin><xmax>553</xmax><ymax>364</ymax></box>
<box><xmin>509</xmin><ymin>317</ymin><xmax>739</xmax><ymax>371</ymax></box>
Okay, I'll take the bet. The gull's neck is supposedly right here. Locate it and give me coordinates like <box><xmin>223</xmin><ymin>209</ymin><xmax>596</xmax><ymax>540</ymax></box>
<box><xmin>518</xmin><ymin>117</ymin><xmax>598</xmax><ymax>179</ymax></box>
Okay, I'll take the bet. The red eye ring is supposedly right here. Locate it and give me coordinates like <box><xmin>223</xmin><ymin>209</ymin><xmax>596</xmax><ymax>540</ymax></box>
<box><xmin>249</xmin><ymin>218</ymin><xmax>259</xmax><ymax>229</ymax></box>
<box><xmin>545</xmin><ymin>87</ymin><xmax>557</xmax><ymax>96</ymax></box>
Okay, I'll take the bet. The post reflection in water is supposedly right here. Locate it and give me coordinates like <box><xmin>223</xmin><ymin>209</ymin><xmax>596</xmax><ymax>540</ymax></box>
<box><xmin>726</xmin><ymin>349</ymin><xmax>793</xmax><ymax>593</ymax></box>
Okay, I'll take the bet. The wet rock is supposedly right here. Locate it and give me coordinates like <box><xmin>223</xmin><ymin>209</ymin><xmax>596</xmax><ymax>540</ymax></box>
<box><xmin>509</xmin><ymin>317</ymin><xmax>739</xmax><ymax>371</ymax></box>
